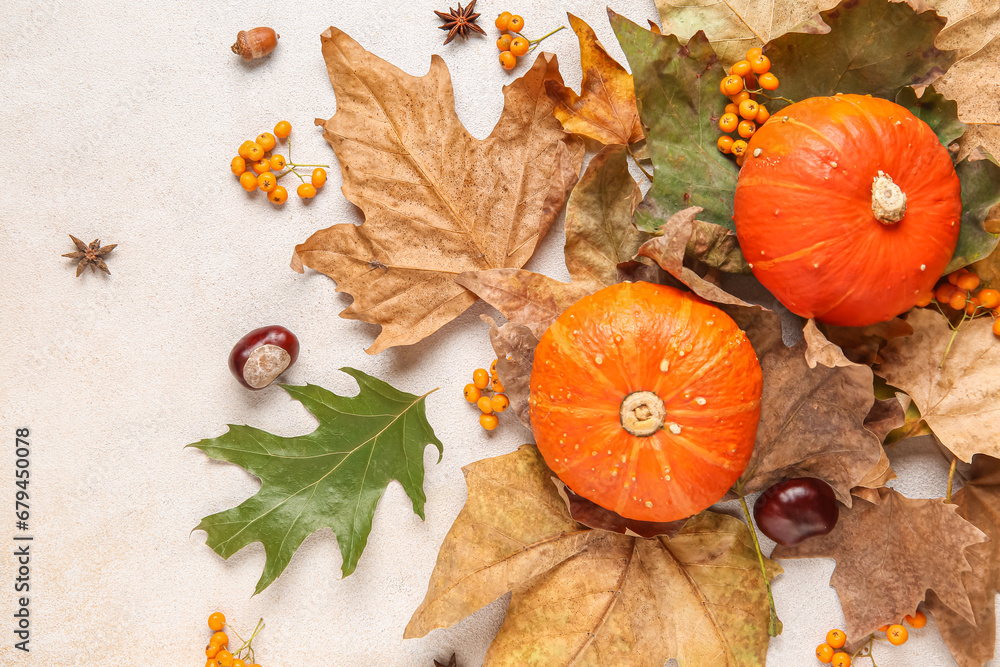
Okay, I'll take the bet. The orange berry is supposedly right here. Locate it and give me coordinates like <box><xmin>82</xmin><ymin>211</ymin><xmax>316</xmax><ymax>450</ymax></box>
<box><xmin>758</xmin><ymin>72</ymin><xmax>779</xmax><ymax>90</ymax></box>
<box><xmin>721</xmin><ymin>74</ymin><xmax>744</xmax><ymax>96</ymax></box>
<box><xmin>268</xmin><ymin>185</ymin><xmax>288</xmax><ymax>205</ymax></box>
<box><xmin>935</xmin><ymin>283</ymin><xmax>958</xmax><ymax>302</ymax></box>
<box><xmin>491</xmin><ymin>377</ymin><xmax>505</xmax><ymax>393</ymax></box>
<box><xmin>993</xmin><ymin>318</ymin><xmax>1000</xmax><ymax>336</ymax></box>
<box><xmin>255</xmin><ymin>132</ymin><xmax>276</xmax><ymax>152</ymax></box>
<box><xmin>274</xmin><ymin>120</ymin><xmax>292</xmax><ymax>139</ymax></box>
<box><xmin>499</xmin><ymin>51</ymin><xmax>517</xmax><ymax>70</ymax></box>
<box><xmin>217</xmin><ymin>651</ymin><xmax>235</xmax><ymax>667</ymax></box>
<box><xmin>479</xmin><ymin>413</ymin><xmax>499</xmax><ymax>430</ymax></box>
<box><xmin>252</xmin><ymin>158</ymin><xmax>270</xmax><ymax>175</ymax></box>
<box><xmin>718</xmin><ymin>135</ymin><xmax>735</xmax><ymax>154</ymax></box>
<box><xmin>477</xmin><ymin>396</ymin><xmax>493</xmax><ymax>414</ymax></box>
<box><xmin>463</xmin><ymin>383</ymin><xmax>481</xmax><ymax>403</ymax></box>
<box><xmin>738</xmin><ymin>99</ymin><xmax>759</xmax><ymax>120</ymax></box>
<box><xmin>491</xmin><ymin>394</ymin><xmax>510</xmax><ymax>412</ymax></box>
<box><xmin>472</xmin><ymin>368</ymin><xmax>490</xmax><ymax>389</ymax></box>
<box><xmin>210</xmin><ymin>631</ymin><xmax>228</xmax><ymax>647</ymax></box>
<box><xmin>745</xmin><ymin>47</ymin><xmax>763</xmax><ymax>61</ymax></box>
<box><xmin>508</xmin><ymin>15</ymin><xmax>524</xmax><ymax>31</ymax></box>
<box><xmin>949</xmin><ymin>292</ymin><xmax>967</xmax><ymax>310</ymax></box>
<box><xmin>905</xmin><ymin>610</ymin><xmax>927</xmax><ymax>628</ymax></box>
<box><xmin>957</xmin><ymin>272</ymin><xmax>981</xmax><ymax>291</ymax></box>
<box><xmin>816</xmin><ymin>643</ymin><xmax>834</xmax><ymax>664</ymax></box>
<box><xmin>269</xmin><ymin>154</ymin><xmax>287</xmax><ymax>170</ymax></box>
<box><xmin>750</xmin><ymin>54</ymin><xmax>771</xmax><ymax>74</ymax></box>
<box><xmin>231</xmin><ymin>156</ymin><xmax>247</xmax><ymax>175</ymax></box>
<box><xmin>297</xmin><ymin>183</ymin><xmax>317</xmax><ymax>199</ymax></box>
<box><xmin>978</xmin><ymin>288</ymin><xmax>1000</xmax><ymax>309</ymax></box>
<box><xmin>737</xmin><ymin>120</ymin><xmax>756</xmax><ymax>138</ymax></box>
<box><xmin>831</xmin><ymin>652</ymin><xmax>851</xmax><ymax>667</ymax></box>
<box><xmin>730</xmin><ymin>60</ymin><xmax>752</xmax><ymax>77</ymax></box>
<box><xmin>207</xmin><ymin>644</ymin><xmax>220</xmax><ymax>658</ymax></box>
<box><xmin>719</xmin><ymin>113</ymin><xmax>739</xmax><ymax>133</ymax></box>
<box><xmin>826</xmin><ymin>629</ymin><xmax>846</xmax><ymax>649</ymax></box>
<box><xmin>238</xmin><ymin>140</ymin><xmax>256</xmax><ymax>160</ymax></box>
<box><xmin>732</xmin><ymin>139</ymin><xmax>748</xmax><ymax>157</ymax></box>
<box><xmin>311</xmin><ymin>168</ymin><xmax>327</xmax><ymax>188</ymax></box>
<box><xmin>914</xmin><ymin>291</ymin><xmax>933</xmax><ymax>307</ymax></box>
<box><xmin>886</xmin><ymin>624</ymin><xmax>908</xmax><ymax>646</ymax></box>
<box><xmin>729</xmin><ymin>90</ymin><xmax>751</xmax><ymax>105</ymax></box>
<box><xmin>967</xmin><ymin>302</ymin><xmax>978</xmax><ymax>316</ymax></box>
<box><xmin>257</xmin><ymin>172</ymin><xmax>277</xmax><ymax>193</ymax></box>
<box><xmin>490</xmin><ymin>359</ymin><xmax>498</xmax><ymax>377</ymax></box>
<box><xmin>495</xmin><ymin>11</ymin><xmax>512</xmax><ymax>31</ymax></box>
<box><xmin>497</xmin><ymin>34</ymin><xmax>512</xmax><ymax>51</ymax></box>
<box><xmin>207</xmin><ymin>661</ymin><xmax>220</xmax><ymax>667</ymax></box>
<box><xmin>755</xmin><ymin>105</ymin><xmax>770</xmax><ymax>124</ymax></box>
<box><xmin>239</xmin><ymin>171</ymin><xmax>259</xmax><ymax>192</ymax></box>
<box><xmin>510</xmin><ymin>37</ymin><xmax>529</xmax><ymax>57</ymax></box>
<box><xmin>947</xmin><ymin>268</ymin><xmax>968</xmax><ymax>285</ymax></box>
<box><xmin>724</xmin><ymin>103</ymin><xmax>738</xmax><ymax>115</ymax></box>
<box><xmin>233</xmin><ymin>660</ymin><xmax>247</xmax><ymax>667</ymax></box>
<box><xmin>878</xmin><ymin>624</ymin><xmax>891</xmax><ymax>632</ymax></box>
<box><xmin>736</xmin><ymin>155</ymin><xmax>745</xmax><ymax>167</ymax></box>
<box><xmin>245</xmin><ymin>142</ymin><xmax>265</xmax><ymax>161</ymax></box>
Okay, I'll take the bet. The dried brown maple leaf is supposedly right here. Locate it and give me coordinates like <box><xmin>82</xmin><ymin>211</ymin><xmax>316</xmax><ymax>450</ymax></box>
<box><xmin>457</xmin><ymin>143</ymin><xmax>641</xmax><ymax>337</ymax></box>
<box><xmin>774</xmin><ymin>486</ymin><xmax>986</xmax><ymax>637</ymax></box>
<box><xmin>721</xmin><ymin>307</ymin><xmax>883</xmax><ymax>505</ymax></box>
<box><xmin>406</xmin><ymin>445</ymin><xmax>781</xmax><ymax>666</ymax></box>
<box><xmin>483</xmin><ymin>315</ymin><xmax>537</xmax><ymax>428</ymax></box>
<box><xmin>879</xmin><ymin>308</ymin><xmax>1000</xmax><ymax>462</ymax></box>
<box><xmin>293</xmin><ymin>28</ymin><xmax>583</xmax><ymax>354</ymax></box>
<box><xmin>925</xmin><ymin>454</ymin><xmax>1000</xmax><ymax>667</ymax></box>
<box><xmin>545</xmin><ymin>14</ymin><xmax>644</xmax><ymax>146</ymax></box>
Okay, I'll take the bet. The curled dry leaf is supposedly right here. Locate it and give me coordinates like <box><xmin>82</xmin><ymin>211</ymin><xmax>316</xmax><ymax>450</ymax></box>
<box><xmin>764</xmin><ymin>0</ymin><xmax>956</xmax><ymax>113</ymax></box>
<box><xmin>546</xmin><ymin>14</ymin><xmax>644</xmax><ymax>146</ymax></box>
<box><xmin>802</xmin><ymin>319</ymin><xmax>858</xmax><ymax>369</ymax></box>
<box><xmin>550</xmin><ymin>477</ymin><xmax>687</xmax><ymax>538</ymax></box>
<box><xmin>483</xmin><ymin>315</ymin><xmax>538</xmax><ymax>429</ymax></box>
<box><xmin>819</xmin><ymin>318</ymin><xmax>914</xmax><ymax>366</ymax></box>
<box><xmin>293</xmin><ymin>28</ymin><xmax>583</xmax><ymax>354</ymax></box>
<box><xmin>406</xmin><ymin>444</ymin><xmax>781</xmax><ymax>666</ymax></box>
<box><xmin>925</xmin><ymin>454</ymin><xmax>1000</xmax><ymax>667</ymax></box>
<box><xmin>723</xmin><ymin>308</ymin><xmax>883</xmax><ymax>505</ymax></box>
<box><xmin>879</xmin><ymin>308</ymin><xmax>1000</xmax><ymax>462</ymax></box>
<box><xmin>610</xmin><ymin>13</ymin><xmax>739</xmax><ymax>232</ymax></box>
<box><xmin>773</xmin><ymin>487</ymin><xmax>986</xmax><ymax>638</ymax></box>
<box><xmin>853</xmin><ymin>397</ymin><xmax>905</xmax><ymax>488</ymax></box>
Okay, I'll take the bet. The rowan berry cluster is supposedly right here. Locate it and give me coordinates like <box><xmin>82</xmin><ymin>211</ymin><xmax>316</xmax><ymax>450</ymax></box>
<box><xmin>230</xmin><ymin>121</ymin><xmax>329</xmax><ymax>204</ymax></box>
<box><xmin>717</xmin><ymin>47</ymin><xmax>781</xmax><ymax>166</ymax></box>
<box><xmin>494</xmin><ymin>11</ymin><xmax>563</xmax><ymax>70</ymax></box>
<box><xmin>204</xmin><ymin>612</ymin><xmax>266</xmax><ymax>667</ymax></box>
<box><xmin>464</xmin><ymin>360</ymin><xmax>510</xmax><ymax>430</ymax></box>
<box><xmin>814</xmin><ymin>611</ymin><xmax>924</xmax><ymax>666</ymax></box>
<box><xmin>921</xmin><ymin>266</ymin><xmax>1000</xmax><ymax>335</ymax></box>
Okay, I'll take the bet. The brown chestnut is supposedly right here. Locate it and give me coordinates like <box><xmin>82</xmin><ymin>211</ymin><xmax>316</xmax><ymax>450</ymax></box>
<box><xmin>231</xmin><ymin>27</ymin><xmax>279</xmax><ymax>61</ymax></box>
<box><xmin>229</xmin><ymin>326</ymin><xmax>299</xmax><ymax>390</ymax></box>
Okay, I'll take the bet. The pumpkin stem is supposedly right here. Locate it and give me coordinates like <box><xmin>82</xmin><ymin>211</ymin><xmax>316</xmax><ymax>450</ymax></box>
<box><xmin>871</xmin><ymin>171</ymin><xmax>907</xmax><ymax>224</ymax></box>
<box><xmin>620</xmin><ymin>391</ymin><xmax>666</xmax><ymax>436</ymax></box>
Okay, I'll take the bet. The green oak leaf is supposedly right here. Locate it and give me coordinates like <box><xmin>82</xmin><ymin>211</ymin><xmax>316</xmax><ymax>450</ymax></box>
<box><xmin>946</xmin><ymin>151</ymin><xmax>1000</xmax><ymax>273</ymax></box>
<box><xmin>611</xmin><ymin>11</ymin><xmax>739</xmax><ymax>232</ymax></box>
<box><xmin>764</xmin><ymin>0</ymin><xmax>956</xmax><ymax>113</ymax></box>
<box><xmin>895</xmin><ymin>86</ymin><xmax>967</xmax><ymax>149</ymax></box>
<box><xmin>189</xmin><ymin>368</ymin><xmax>442</xmax><ymax>593</ymax></box>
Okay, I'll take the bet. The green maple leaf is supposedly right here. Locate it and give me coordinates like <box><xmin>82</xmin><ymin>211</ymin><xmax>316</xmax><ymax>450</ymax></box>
<box><xmin>895</xmin><ymin>86</ymin><xmax>967</xmax><ymax>148</ymax></box>
<box><xmin>611</xmin><ymin>11</ymin><xmax>738</xmax><ymax>232</ymax></box>
<box><xmin>189</xmin><ymin>368</ymin><xmax>442</xmax><ymax>593</ymax></box>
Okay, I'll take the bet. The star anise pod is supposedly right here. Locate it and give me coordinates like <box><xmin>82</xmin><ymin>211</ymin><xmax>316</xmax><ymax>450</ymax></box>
<box><xmin>62</xmin><ymin>235</ymin><xmax>117</xmax><ymax>277</ymax></box>
<box><xmin>434</xmin><ymin>0</ymin><xmax>486</xmax><ymax>45</ymax></box>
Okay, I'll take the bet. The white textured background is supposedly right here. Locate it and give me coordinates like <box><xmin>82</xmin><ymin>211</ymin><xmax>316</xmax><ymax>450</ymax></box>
<box><xmin>0</xmin><ymin>0</ymin><xmax>995</xmax><ymax>665</ymax></box>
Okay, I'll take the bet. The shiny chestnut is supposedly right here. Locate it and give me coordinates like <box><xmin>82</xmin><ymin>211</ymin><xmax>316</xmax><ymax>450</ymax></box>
<box><xmin>229</xmin><ymin>325</ymin><xmax>299</xmax><ymax>390</ymax></box>
<box><xmin>753</xmin><ymin>477</ymin><xmax>840</xmax><ymax>547</ymax></box>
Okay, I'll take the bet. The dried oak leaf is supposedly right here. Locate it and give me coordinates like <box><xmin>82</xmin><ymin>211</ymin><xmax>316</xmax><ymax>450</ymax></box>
<box><xmin>879</xmin><ymin>308</ymin><xmax>1000</xmax><ymax>462</ymax></box>
<box><xmin>925</xmin><ymin>454</ymin><xmax>1000</xmax><ymax>667</ymax></box>
<box><xmin>457</xmin><ymin>142</ymin><xmax>641</xmax><ymax>337</ymax></box>
<box><xmin>483</xmin><ymin>315</ymin><xmax>538</xmax><ymax>429</ymax></box>
<box><xmin>546</xmin><ymin>14</ymin><xmax>644</xmax><ymax>146</ymax></box>
<box><xmin>292</xmin><ymin>28</ymin><xmax>583</xmax><ymax>354</ymax></box>
<box><xmin>764</xmin><ymin>0</ymin><xmax>956</xmax><ymax>114</ymax></box>
<box><xmin>773</xmin><ymin>487</ymin><xmax>986</xmax><ymax>638</ymax></box>
<box><xmin>722</xmin><ymin>307</ymin><xmax>883</xmax><ymax>505</ymax></box>
<box><xmin>406</xmin><ymin>445</ymin><xmax>781</xmax><ymax>666</ymax></box>
<box><xmin>610</xmin><ymin>13</ymin><xmax>739</xmax><ymax>232</ymax></box>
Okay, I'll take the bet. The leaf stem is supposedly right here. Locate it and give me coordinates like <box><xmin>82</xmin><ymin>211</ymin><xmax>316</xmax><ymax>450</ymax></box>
<box><xmin>947</xmin><ymin>456</ymin><xmax>958</xmax><ymax>503</ymax></box>
<box><xmin>737</xmin><ymin>484</ymin><xmax>781</xmax><ymax>636</ymax></box>
<box><xmin>749</xmin><ymin>89</ymin><xmax>796</xmax><ymax>106</ymax></box>
<box><xmin>523</xmin><ymin>26</ymin><xmax>566</xmax><ymax>52</ymax></box>
<box><xmin>626</xmin><ymin>144</ymin><xmax>654</xmax><ymax>182</ymax></box>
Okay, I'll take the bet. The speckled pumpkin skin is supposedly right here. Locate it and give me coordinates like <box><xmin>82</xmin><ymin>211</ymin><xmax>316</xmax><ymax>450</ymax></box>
<box><xmin>529</xmin><ymin>282</ymin><xmax>763</xmax><ymax>522</ymax></box>
<box><xmin>733</xmin><ymin>94</ymin><xmax>962</xmax><ymax>327</ymax></box>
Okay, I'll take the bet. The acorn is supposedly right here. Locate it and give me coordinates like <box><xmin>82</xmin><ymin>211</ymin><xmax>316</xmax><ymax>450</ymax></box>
<box><xmin>231</xmin><ymin>27</ymin><xmax>279</xmax><ymax>61</ymax></box>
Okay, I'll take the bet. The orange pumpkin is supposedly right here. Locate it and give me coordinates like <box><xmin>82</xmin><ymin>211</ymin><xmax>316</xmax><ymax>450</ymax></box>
<box><xmin>529</xmin><ymin>282</ymin><xmax>763</xmax><ymax>522</ymax></box>
<box><xmin>733</xmin><ymin>94</ymin><xmax>962</xmax><ymax>327</ymax></box>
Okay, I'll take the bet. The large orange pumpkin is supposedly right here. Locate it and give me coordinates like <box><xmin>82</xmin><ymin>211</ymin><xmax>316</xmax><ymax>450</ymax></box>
<box><xmin>529</xmin><ymin>282</ymin><xmax>763</xmax><ymax>522</ymax></box>
<box><xmin>733</xmin><ymin>94</ymin><xmax>962</xmax><ymax>327</ymax></box>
